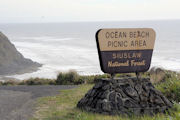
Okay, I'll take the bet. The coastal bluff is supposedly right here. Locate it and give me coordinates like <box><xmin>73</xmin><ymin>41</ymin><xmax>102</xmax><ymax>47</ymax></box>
<box><xmin>0</xmin><ymin>32</ymin><xmax>41</xmax><ymax>75</ymax></box>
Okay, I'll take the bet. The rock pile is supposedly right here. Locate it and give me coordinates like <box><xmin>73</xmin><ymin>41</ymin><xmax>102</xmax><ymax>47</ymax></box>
<box><xmin>77</xmin><ymin>77</ymin><xmax>173</xmax><ymax>115</ymax></box>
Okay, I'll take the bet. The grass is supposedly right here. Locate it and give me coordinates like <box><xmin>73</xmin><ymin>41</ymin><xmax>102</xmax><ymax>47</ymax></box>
<box><xmin>56</xmin><ymin>70</ymin><xmax>110</xmax><ymax>85</ymax></box>
<box><xmin>19</xmin><ymin>78</ymin><xmax>56</xmax><ymax>85</ymax></box>
<box><xmin>1</xmin><ymin>68</ymin><xmax>180</xmax><ymax>119</ymax></box>
<box><xmin>155</xmin><ymin>71</ymin><xmax>180</xmax><ymax>102</ymax></box>
<box><xmin>0</xmin><ymin>78</ymin><xmax>56</xmax><ymax>86</ymax></box>
<box><xmin>0</xmin><ymin>71</ymin><xmax>110</xmax><ymax>86</ymax></box>
<box><xmin>31</xmin><ymin>84</ymin><xmax>180</xmax><ymax>120</ymax></box>
<box><xmin>1</xmin><ymin>68</ymin><xmax>178</xmax><ymax>86</ymax></box>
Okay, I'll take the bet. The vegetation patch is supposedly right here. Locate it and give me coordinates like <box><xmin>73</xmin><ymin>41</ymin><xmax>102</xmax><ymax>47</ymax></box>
<box><xmin>19</xmin><ymin>78</ymin><xmax>56</xmax><ymax>85</ymax></box>
<box><xmin>1</xmin><ymin>68</ymin><xmax>180</xmax><ymax>119</ymax></box>
<box><xmin>0</xmin><ymin>78</ymin><xmax>56</xmax><ymax>86</ymax></box>
<box><xmin>155</xmin><ymin>71</ymin><xmax>180</xmax><ymax>102</ymax></box>
<box><xmin>31</xmin><ymin>84</ymin><xmax>180</xmax><ymax>120</ymax></box>
<box><xmin>56</xmin><ymin>70</ymin><xmax>110</xmax><ymax>85</ymax></box>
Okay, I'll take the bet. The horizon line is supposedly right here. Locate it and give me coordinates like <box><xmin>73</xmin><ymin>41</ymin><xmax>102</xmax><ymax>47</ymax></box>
<box><xmin>0</xmin><ymin>18</ymin><xmax>180</xmax><ymax>24</ymax></box>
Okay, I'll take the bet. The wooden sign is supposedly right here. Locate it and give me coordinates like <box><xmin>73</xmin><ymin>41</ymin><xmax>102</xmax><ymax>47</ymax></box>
<box><xmin>96</xmin><ymin>28</ymin><xmax>156</xmax><ymax>73</ymax></box>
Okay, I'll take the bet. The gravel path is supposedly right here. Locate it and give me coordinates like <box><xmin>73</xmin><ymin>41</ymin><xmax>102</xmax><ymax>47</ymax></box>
<box><xmin>0</xmin><ymin>85</ymin><xmax>77</xmax><ymax>120</ymax></box>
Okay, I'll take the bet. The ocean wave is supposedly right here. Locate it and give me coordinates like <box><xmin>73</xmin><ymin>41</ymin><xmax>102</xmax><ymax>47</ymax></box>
<box><xmin>2</xmin><ymin>21</ymin><xmax>180</xmax><ymax>79</ymax></box>
<box><xmin>151</xmin><ymin>56</ymin><xmax>180</xmax><ymax>71</ymax></box>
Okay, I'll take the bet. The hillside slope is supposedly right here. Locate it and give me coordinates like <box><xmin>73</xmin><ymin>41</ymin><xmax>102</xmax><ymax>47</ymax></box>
<box><xmin>0</xmin><ymin>32</ymin><xmax>42</xmax><ymax>75</ymax></box>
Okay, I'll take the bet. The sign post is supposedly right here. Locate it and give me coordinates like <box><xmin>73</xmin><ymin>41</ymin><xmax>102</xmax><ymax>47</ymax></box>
<box><xmin>77</xmin><ymin>29</ymin><xmax>172</xmax><ymax>115</ymax></box>
<box><xmin>96</xmin><ymin>28</ymin><xmax>156</xmax><ymax>76</ymax></box>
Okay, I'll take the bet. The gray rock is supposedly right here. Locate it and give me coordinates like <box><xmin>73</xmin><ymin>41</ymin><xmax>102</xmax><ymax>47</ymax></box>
<box><xmin>94</xmin><ymin>81</ymin><xmax>103</xmax><ymax>89</ymax></box>
<box><xmin>102</xmin><ymin>100</ymin><xmax>111</xmax><ymax>111</ymax></box>
<box><xmin>90</xmin><ymin>89</ymin><xmax>96</xmax><ymax>97</ymax></box>
<box><xmin>161</xmin><ymin>96</ymin><xmax>173</xmax><ymax>107</ymax></box>
<box><xmin>135</xmin><ymin>84</ymin><xmax>142</xmax><ymax>92</ymax></box>
<box><xmin>102</xmin><ymin>84</ymin><xmax>110</xmax><ymax>90</ymax></box>
<box><xmin>109</xmin><ymin>91</ymin><xmax>116</xmax><ymax>102</ymax></box>
<box><xmin>154</xmin><ymin>96</ymin><xmax>165</xmax><ymax>106</ymax></box>
<box><xmin>101</xmin><ymin>90</ymin><xmax>110</xmax><ymax>99</ymax></box>
<box><xmin>125</xmin><ymin>86</ymin><xmax>138</xmax><ymax>98</ymax></box>
<box><xmin>77</xmin><ymin>77</ymin><xmax>173</xmax><ymax>115</ymax></box>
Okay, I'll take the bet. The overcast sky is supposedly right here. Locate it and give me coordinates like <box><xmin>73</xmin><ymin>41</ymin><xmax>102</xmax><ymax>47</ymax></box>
<box><xmin>0</xmin><ymin>0</ymin><xmax>180</xmax><ymax>23</ymax></box>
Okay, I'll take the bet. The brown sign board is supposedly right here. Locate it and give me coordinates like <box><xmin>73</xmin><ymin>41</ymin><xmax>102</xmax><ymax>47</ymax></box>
<box><xmin>96</xmin><ymin>28</ymin><xmax>156</xmax><ymax>73</ymax></box>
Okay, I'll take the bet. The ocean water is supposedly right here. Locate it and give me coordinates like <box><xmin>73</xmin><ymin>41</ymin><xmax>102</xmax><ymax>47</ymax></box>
<box><xmin>0</xmin><ymin>20</ymin><xmax>180</xmax><ymax>80</ymax></box>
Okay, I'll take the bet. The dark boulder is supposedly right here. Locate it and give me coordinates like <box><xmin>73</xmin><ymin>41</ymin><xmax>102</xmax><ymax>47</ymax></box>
<box><xmin>77</xmin><ymin>77</ymin><xmax>173</xmax><ymax>115</ymax></box>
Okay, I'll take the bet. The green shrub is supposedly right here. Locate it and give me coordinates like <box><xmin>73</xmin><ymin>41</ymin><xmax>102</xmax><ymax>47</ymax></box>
<box><xmin>56</xmin><ymin>70</ymin><xmax>83</xmax><ymax>85</ymax></box>
<box><xmin>115</xmin><ymin>73</ymin><xmax>135</xmax><ymax>78</ymax></box>
<box><xmin>155</xmin><ymin>71</ymin><xmax>180</xmax><ymax>102</ymax></box>
<box><xmin>0</xmin><ymin>81</ymin><xmax>3</xmax><ymax>85</ymax></box>
<box><xmin>79</xmin><ymin>75</ymin><xmax>95</xmax><ymax>84</ymax></box>
<box><xmin>93</xmin><ymin>74</ymin><xmax>111</xmax><ymax>83</ymax></box>
<box><xmin>84</xmin><ymin>75</ymin><xmax>96</xmax><ymax>84</ymax></box>
<box><xmin>78</xmin><ymin>76</ymin><xmax>90</xmax><ymax>84</ymax></box>
<box><xmin>56</xmin><ymin>70</ymin><xmax>111</xmax><ymax>85</ymax></box>
<box><xmin>2</xmin><ymin>80</ymin><xmax>19</xmax><ymax>85</ymax></box>
<box><xmin>80</xmin><ymin>74</ymin><xmax>111</xmax><ymax>84</ymax></box>
<box><xmin>19</xmin><ymin>78</ymin><xmax>55</xmax><ymax>85</ymax></box>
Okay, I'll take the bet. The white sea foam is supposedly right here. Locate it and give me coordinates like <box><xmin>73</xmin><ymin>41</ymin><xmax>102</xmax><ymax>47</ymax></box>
<box><xmin>6</xmin><ymin>37</ymin><xmax>102</xmax><ymax>80</ymax></box>
<box><xmin>1</xmin><ymin>21</ymin><xmax>180</xmax><ymax>80</ymax></box>
<box><xmin>7</xmin><ymin>36</ymin><xmax>180</xmax><ymax>80</ymax></box>
<box><xmin>151</xmin><ymin>56</ymin><xmax>180</xmax><ymax>72</ymax></box>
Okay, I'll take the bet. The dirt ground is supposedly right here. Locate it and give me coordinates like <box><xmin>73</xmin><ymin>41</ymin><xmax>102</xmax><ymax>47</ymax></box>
<box><xmin>0</xmin><ymin>85</ymin><xmax>76</xmax><ymax>120</ymax></box>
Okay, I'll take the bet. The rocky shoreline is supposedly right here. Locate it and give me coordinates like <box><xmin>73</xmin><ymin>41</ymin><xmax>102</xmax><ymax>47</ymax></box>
<box><xmin>0</xmin><ymin>32</ymin><xmax>42</xmax><ymax>76</ymax></box>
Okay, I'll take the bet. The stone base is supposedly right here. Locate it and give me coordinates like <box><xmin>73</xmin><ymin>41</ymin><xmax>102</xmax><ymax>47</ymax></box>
<box><xmin>77</xmin><ymin>77</ymin><xmax>173</xmax><ymax>115</ymax></box>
